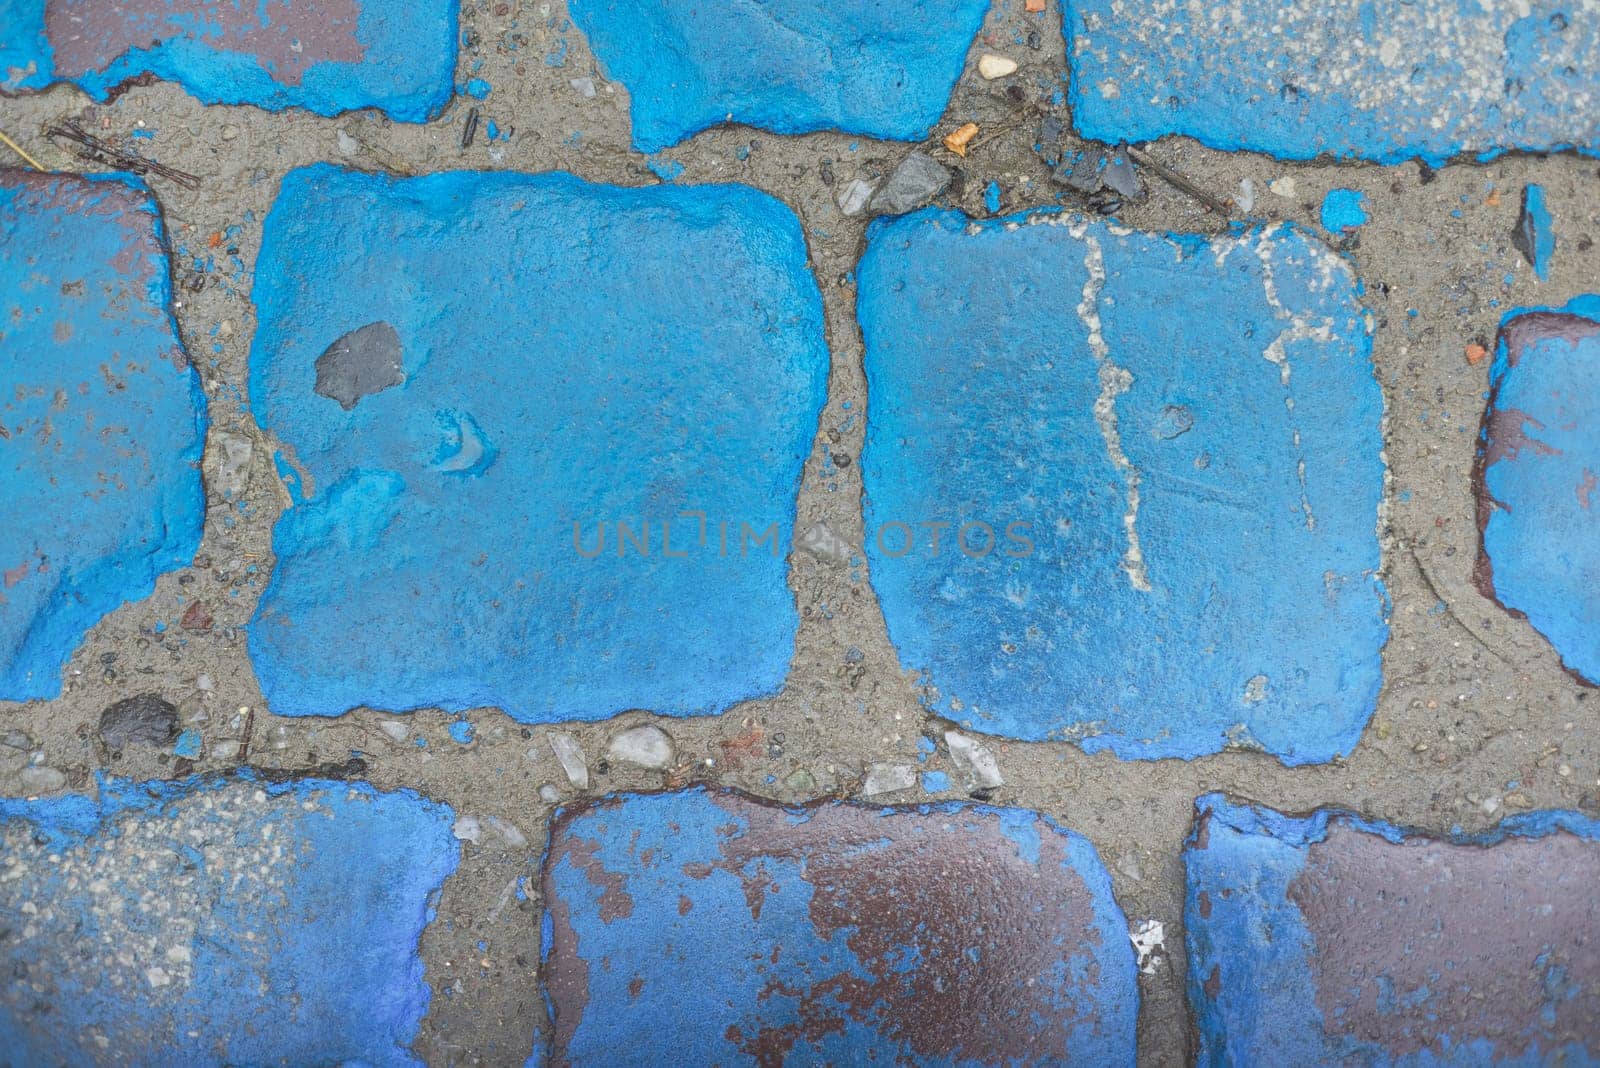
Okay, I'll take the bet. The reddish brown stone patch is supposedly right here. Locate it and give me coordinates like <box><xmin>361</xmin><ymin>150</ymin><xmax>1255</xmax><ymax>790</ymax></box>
<box><xmin>1288</xmin><ymin>823</ymin><xmax>1600</xmax><ymax>1059</ymax></box>
<box><xmin>45</xmin><ymin>0</ymin><xmax>367</xmax><ymax>86</ymax></box>
<box><xmin>697</xmin><ymin>794</ymin><xmax>1106</xmax><ymax>1067</ymax></box>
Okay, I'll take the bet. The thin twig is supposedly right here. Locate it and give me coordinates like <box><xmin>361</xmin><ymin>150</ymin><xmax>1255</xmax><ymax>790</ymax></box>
<box><xmin>1125</xmin><ymin>144</ymin><xmax>1233</xmax><ymax>218</ymax></box>
<box><xmin>46</xmin><ymin>122</ymin><xmax>200</xmax><ymax>189</ymax></box>
<box><xmin>0</xmin><ymin>128</ymin><xmax>44</xmax><ymax>171</ymax></box>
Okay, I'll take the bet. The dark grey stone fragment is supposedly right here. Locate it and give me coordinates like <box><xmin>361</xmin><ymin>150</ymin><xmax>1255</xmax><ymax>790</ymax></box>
<box><xmin>98</xmin><ymin>693</ymin><xmax>179</xmax><ymax>749</ymax></box>
<box><xmin>869</xmin><ymin>153</ymin><xmax>952</xmax><ymax>216</ymax></box>
<box><xmin>314</xmin><ymin>321</ymin><xmax>404</xmax><ymax>410</ymax></box>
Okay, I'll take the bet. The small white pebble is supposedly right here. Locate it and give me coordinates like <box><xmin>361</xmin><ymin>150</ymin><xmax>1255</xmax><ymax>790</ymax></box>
<box><xmin>607</xmin><ymin>726</ymin><xmax>674</xmax><ymax>770</ymax></box>
<box><xmin>978</xmin><ymin>54</ymin><xmax>1018</xmax><ymax>79</ymax></box>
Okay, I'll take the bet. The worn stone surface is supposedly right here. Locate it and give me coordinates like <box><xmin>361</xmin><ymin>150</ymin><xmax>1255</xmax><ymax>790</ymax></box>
<box><xmin>1185</xmin><ymin>795</ymin><xmax>1600</xmax><ymax>1064</ymax></box>
<box><xmin>859</xmin><ymin>211</ymin><xmax>1386</xmax><ymax>764</ymax></box>
<box><xmin>0</xmin><ymin>774</ymin><xmax>459</xmax><ymax>1064</ymax></box>
<box><xmin>246</xmin><ymin>166</ymin><xmax>828</xmax><ymax>721</ymax></box>
<box><xmin>567</xmin><ymin>0</ymin><xmax>992</xmax><ymax>151</ymax></box>
<box><xmin>1067</xmin><ymin>0</ymin><xmax>1600</xmax><ymax>162</ymax></box>
<box><xmin>0</xmin><ymin>0</ymin><xmax>457</xmax><ymax>121</ymax></box>
<box><xmin>1476</xmin><ymin>298</ymin><xmax>1600</xmax><ymax>684</ymax></box>
<box><xmin>0</xmin><ymin>172</ymin><xmax>206</xmax><ymax>702</ymax></box>
<box><xmin>540</xmin><ymin>787</ymin><xmax>1137</xmax><ymax>1065</ymax></box>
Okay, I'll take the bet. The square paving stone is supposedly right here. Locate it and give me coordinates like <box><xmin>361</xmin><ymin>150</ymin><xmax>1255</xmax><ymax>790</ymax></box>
<box><xmin>0</xmin><ymin>0</ymin><xmax>456</xmax><ymax>121</ymax></box>
<box><xmin>1476</xmin><ymin>298</ymin><xmax>1600</xmax><ymax>685</ymax></box>
<box><xmin>1</xmin><ymin>171</ymin><xmax>206</xmax><ymax>702</ymax></box>
<box><xmin>1184</xmin><ymin>795</ymin><xmax>1600</xmax><ymax>1065</ymax></box>
<box><xmin>247</xmin><ymin>166</ymin><xmax>828</xmax><ymax>721</ymax></box>
<box><xmin>567</xmin><ymin>0</ymin><xmax>992</xmax><ymax>151</ymax></box>
<box><xmin>538</xmin><ymin>787</ymin><xmax>1137</xmax><ymax>1066</ymax></box>
<box><xmin>858</xmin><ymin>211</ymin><xmax>1386</xmax><ymax>764</ymax></box>
<box><xmin>0</xmin><ymin>774</ymin><xmax>460</xmax><ymax>1065</ymax></box>
<box><xmin>1066</xmin><ymin>0</ymin><xmax>1600</xmax><ymax>162</ymax></box>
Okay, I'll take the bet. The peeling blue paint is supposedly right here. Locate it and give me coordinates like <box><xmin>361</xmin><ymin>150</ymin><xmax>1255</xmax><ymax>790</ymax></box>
<box><xmin>1</xmin><ymin>172</ymin><xmax>206</xmax><ymax>701</ymax></box>
<box><xmin>0</xmin><ymin>0</ymin><xmax>458</xmax><ymax>121</ymax></box>
<box><xmin>0</xmin><ymin>773</ymin><xmax>459</xmax><ymax>1065</ymax></box>
<box><xmin>1067</xmin><ymin>0</ymin><xmax>1600</xmax><ymax>163</ymax></box>
<box><xmin>567</xmin><ymin>0</ymin><xmax>993</xmax><ymax>151</ymax></box>
<box><xmin>541</xmin><ymin>788</ymin><xmax>1137</xmax><ymax>1065</ymax></box>
<box><xmin>858</xmin><ymin>209</ymin><xmax>1386</xmax><ymax>763</ymax></box>
<box><xmin>247</xmin><ymin>166</ymin><xmax>828</xmax><ymax>721</ymax></box>
<box><xmin>1185</xmin><ymin>795</ymin><xmax>1600</xmax><ymax>1065</ymax></box>
<box><xmin>1478</xmin><ymin>297</ymin><xmax>1600</xmax><ymax>684</ymax></box>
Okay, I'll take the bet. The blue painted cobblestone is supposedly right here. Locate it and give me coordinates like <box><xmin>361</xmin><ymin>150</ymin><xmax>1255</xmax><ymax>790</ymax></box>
<box><xmin>859</xmin><ymin>210</ymin><xmax>1386</xmax><ymax>763</ymax></box>
<box><xmin>568</xmin><ymin>0</ymin><xmax>993</xmax><ymax>151</ymax></box>
<box><xmin>0</xmin><ymin>171</ymin><xmax>205</xmax><ymax>702</ymax></box>
<box><xmin>0</xmin><ymin>0</ymin><xmax>457</xmax><ymax>121</ymax></box>
<box><xmin>248</xmin><ymin>166</ymin><xmax>827</xmax><ymax>721</ymax></box>
<box><xmin>0</xmin><ymin>774</ymin><xmax>459</xmax><ymax>1065</ymax></box>
<box><xmin>1477</xmin><ymin>297</ymin><xmax>1600</xmax><ymax>685</ymax></box>
<box><xmin>1067</xmin><ymin>0</ymin><xmax>1600</xmax><ymax>163</ymax></box>
<box><xmin>540</xmin><ymin>787</ymin><xmax>1137</xmax><ymax>1066</ymax></box>
<box><xmin>1185</xmin><ymin>795</ymin><xmax>1600</xmax><ymax>1065</ymax></box>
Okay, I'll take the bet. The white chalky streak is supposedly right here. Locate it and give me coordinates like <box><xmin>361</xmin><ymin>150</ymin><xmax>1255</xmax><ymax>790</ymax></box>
<box><xmin>1077</xmin><ymin>234</ymin><xmax>1151</xmax><ymax>592</ymax></box>
<box><xmin>1254</xmin><ymin>232</ymin><xmax>1328</xmax><ymax>532</ymax></box>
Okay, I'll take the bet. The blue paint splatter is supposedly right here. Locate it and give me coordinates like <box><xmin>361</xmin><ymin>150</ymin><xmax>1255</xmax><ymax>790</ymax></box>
<box><xmin>173</xmin><ymin>729</ymin><xmax>203</xmax><ymax>759</ymax></box>
<box><xmin>464</xmin><ymin>78</ymin><xmax>492</xmax><ymax>100</ymax></box>
<box><xmin>1319</xmin><ymin>188</ymin><xmax>1369</xmax><ymax>234</ymax></box>
<box><xmin>920</xmin><ymin>770</ymin><xmax>949</xmax><ymax>792</ymax></box>
<box><xmin>984</xmin><ymin>180</ymin><xmax>1002</xmax><ymax>214</ymax></box>
<box><xmin>647</xmin><ymin>157</ymin><xmax>685</xmax><ymax>182</ymax></box>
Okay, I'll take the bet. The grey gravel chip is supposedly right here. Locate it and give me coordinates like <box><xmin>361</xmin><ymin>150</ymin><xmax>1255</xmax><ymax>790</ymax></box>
<box><xmin>314</xmin><ymin>320</ymin><xmax>404</xmax><ymax>410</ymax></box>
<box><xmin>1511</xmin><ymin>186</ymin><xmax>1542</xmax><ymax>272</ymax></box>
<box><xmin>869</xmin><ymin>153</ymin><xmax>952</xmax><ymax>216</ymax></box>
<box><xmin>1102</xmin><ymin>146</ymin><xmax>1142</xmax><ymax>199</ymax></box>
<box><xmin>1052</xmin><ymin>151</ymin><xmax>1106</xmax><ymax>194</ymax></box>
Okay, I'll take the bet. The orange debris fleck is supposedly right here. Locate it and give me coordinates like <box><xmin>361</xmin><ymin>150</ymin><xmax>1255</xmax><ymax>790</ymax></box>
<box><xmin>943</xmin><ymin>122</ymin><xmax>979</xmax><ymax>157</ymax></box>
<box><xmin>1465</xmin><ymin>342</ymin><xmax>1488</xmax><ymax>365</ymax></box>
